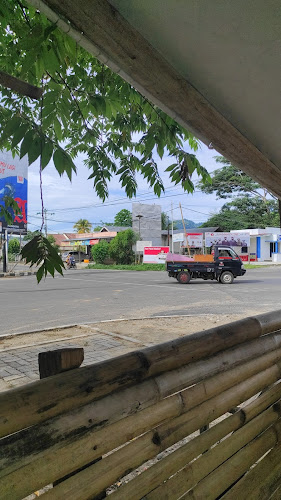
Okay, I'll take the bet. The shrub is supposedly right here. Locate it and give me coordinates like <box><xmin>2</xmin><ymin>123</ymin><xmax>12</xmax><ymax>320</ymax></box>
<box><xmin>8</xmin><ymin>238</ymin><xmax>20</xmax><ymax>254</ymax></box>
<box><xmin>91</xmin><ymin>240</ymin><xmax>109</xmax><ymax>263</ymax></box>
<box><xmin>109</xmin><ymin>229</ymin><xmax>137</xmax><ymax>264</ymax></box>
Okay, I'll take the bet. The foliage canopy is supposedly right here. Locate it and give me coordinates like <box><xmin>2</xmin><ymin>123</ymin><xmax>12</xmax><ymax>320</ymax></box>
<box><xmin>73</xmin><ymin>219</ymin><xmax>92</xmax><ymax>233</ymax></box>
<box><xmin>8</xmin><ymin>238</ymin><xmax>20</xmax><ymax>254</ymax></box>
<box><xmin>109</xmin><ymin>229</ymin><xmax>137</xmax><ymax>264</ymax></box>
<box><xmin>199</xmin><ymin>157</ymin><xmax>279</xmax><ymax>231</ymax></box>
<box><xmin>201</xmin><ymin>197</ymin><xmax>279</xmax><ymax>231</ymax></box>
<box><xmin>198</xmin><ymin>157</ymin><xmax>262</xmax><ymax>199</ymax></box>
<box><xmin>113</xmin><ymin>209</ymin><xmax>132</xmax><ymax>227</ymax></box>
<box><xmin>0</xmin><ymin>0</ymin><xmax>209</xmax><ymax>200</ymax></box>
<box><xmin>91</xmin><ymin>240</ymin><xmax>109</xmax><ymax>264</ymax></box>
<box><xmin>0</xmin><ymin>0</ymin><xmax>211</xmax><ymax>280</ymax></box>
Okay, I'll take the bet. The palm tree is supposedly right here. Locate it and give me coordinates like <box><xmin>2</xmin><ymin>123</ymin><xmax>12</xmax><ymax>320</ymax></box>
<box><xmin>73</xmin><ymin>219</ymin><xmax>92</xmax><ymax>233</ymax></box>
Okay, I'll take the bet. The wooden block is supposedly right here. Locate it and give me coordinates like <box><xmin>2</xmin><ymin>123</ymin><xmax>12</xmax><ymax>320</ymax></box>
<box><xmin>38</xmin><ymin>348</ymin><xmax>84</xmax><ymax>379</ymax></box>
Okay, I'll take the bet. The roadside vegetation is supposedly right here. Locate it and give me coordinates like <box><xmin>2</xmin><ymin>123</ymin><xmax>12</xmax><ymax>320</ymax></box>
<box><xmin>87</xmin><ymin>263</ymin><xmax>165</xmax><ymax>271</ymax></box>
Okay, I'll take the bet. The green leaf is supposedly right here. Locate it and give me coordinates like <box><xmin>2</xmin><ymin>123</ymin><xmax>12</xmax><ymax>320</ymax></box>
<box><xmin>53</xmin><ymin>117</ymin><xmax>62</xmax><ymax>141</ymax></box>
<box><xmin>28</xmin><ymin>135</ymin><xmax>42</xmax><ymax>165</ymax></box>
<box><xmin>41</xmin><ymin>140</ymin><xmax>53</xmax><ymax>169</ymax></box>
<box><xmin>20</xmin><ymin>130</ymin><xmax>35</xmax><ymax>159</ymax></box>
<box><xmin>53</xmin><ymin>147</ymin><xmax>76</xmax><ymax>180</ymax></box>
<box><xmin>42</xmin><ymin>46</ymin><xmax>60</xmax><ymax>75</ymax></box>
<box><xmin>1</xmin><ymin>116</ymin><xmax>22</xmax><ymax>141</ymax></box>
<box><xmin>36</xmin><ymin>265</ymin><xmax>45</xmax><ymax>283</ymax></box>
<box><xmin>21</xmin><ymin>235</ymin><xmax>65</xmax><ymax>283</ymax></box>
<box><xmin>11</xmin><ymin>123</ymin><xmax>30</xmax><ymax>148</ymax></box>
<box><xmin>43</xmin><ymin>112</ymin><xmax>56</xmax><ymax>131</ymax></box>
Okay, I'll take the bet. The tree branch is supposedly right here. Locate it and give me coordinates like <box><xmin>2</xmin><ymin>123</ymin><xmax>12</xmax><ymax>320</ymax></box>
<box><xmin>0</xmin><ymin>71</ymin><xmax>43</xmax><ymax>100</ymax></box>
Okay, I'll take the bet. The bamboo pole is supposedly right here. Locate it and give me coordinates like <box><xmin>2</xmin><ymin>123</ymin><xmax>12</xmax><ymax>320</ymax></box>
<box><xmin>179</xmin><ymin>348</ymin><xmax>281</xmax><ymax>412</ymax></box>
<box><xmin>264</xmin><ymin>480</ymin><xmax>281</xmax><ymax>500</ymax></box>
<box><xmin>33</xmin><ymin>409</ymin><xmax>281</xmax><ymax>500</ymax></box>
<box><xmin>111</xmin><ymin>398</ymin><xmax>281</xmax><ymax>500</ymax></box>
<box><xmin>155</xmin><ymin>364</ymin><xmax>281</xmax><ymax>448</ymax></box>
<box><xmin>0</xmin><ymin>395</ymin><xmax>182</xmax><ymax>500</ymax></box>
<box><xmin>182</xmin><ymin>422</ymin><xmax>281</xmax><ymax>500</ymax></box>
<box><xmin>155</xmin><ymin>331</ymin><xmax>281</xmax><ymax>398</ymax></box>
<box><xmin>1</xmin><ymin>310</ymin><xmax>281</xmax><ymax>437</ymax></box>
<box><xmin>14</xmin><ymin>366</ymin><xmax>281</xmax><ymax>500</ymax></box>
<box><xmin>146</xmin><ymin>413</ymin><xmax>281</xmax><ymax>500</ymax></box>
<box><xmin>222</xmin><ymin>443</ymin><xmax>281</xmax><ymax>500</ymax></box>
<box><xmin>2</xmin><ymin>378</ymin><xmax>281</xmax><ymax>500</ymax></box>
<box><xmin>2</xmin><ymin>343</ymin><xmax>280</xmax><ymax>483</ymax></box>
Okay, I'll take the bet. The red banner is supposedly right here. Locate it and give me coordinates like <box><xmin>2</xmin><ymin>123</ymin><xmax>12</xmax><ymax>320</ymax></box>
<box><xmin>143</xmin><ymin>246</ymin><xmax>169</xmax><ymax>263</ymax></box>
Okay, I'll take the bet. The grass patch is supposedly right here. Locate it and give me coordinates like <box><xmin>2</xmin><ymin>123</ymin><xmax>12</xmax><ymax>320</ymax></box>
<box><xmin>87</xmin><ymin>263</ymin><xmax>166</xmax><ymax>271</ymax></box>
<box><xmin>244</xmin><ymin>263</ymin><xmax>280</xmax><ymax>269</ymax></box>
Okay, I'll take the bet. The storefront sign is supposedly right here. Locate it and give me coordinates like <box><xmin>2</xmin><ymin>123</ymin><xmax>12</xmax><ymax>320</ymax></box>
<box><xmin>173</xmin><ymin>233</ymin><xmax>203</xmax><ymax>247</ymax></box>
<box><xmin>90</xmin><ymin>239</ymin><xmax>99</xmax><ymax>245</ymax></box>
<box><xmin>143</xmin><ymin>246</ymin><xmax>170</xmax><ymax>264</ymax></box>
<box><xmin>205</xmin><ymin>232</ymin><xmax>250</xmax><ymax>247</ymax></box>
<box><xmin>0</xmin><ymin>150</ymin><xmax>28</xmax><ymax>234</ymax></box>
<box><xmin>136</xmin><ymin>241</ymin><xmax>152</xmax><ymax>252</ymax></box>
<box><xmin>186</xmin><ymin>233</ymin><xmax>203</xmax><ymax>248</ymax></box>
<box><xmin>240</xmin><ymin>255</ymin><xmax>249</xmax><ymax>262</ymax></box>
<box><xmin>172</xmin><ymin>233</ymin><xmax>184</xmax><ymax>243</ymax></box>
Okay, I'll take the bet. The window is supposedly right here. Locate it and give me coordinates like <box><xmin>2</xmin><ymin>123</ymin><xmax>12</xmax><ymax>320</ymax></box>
<box><xmin>218</xmin><ymin>248</ymin><xmax>238</xmax><ymax>258</ymax></box>
<box><xmin>218</xmin><ymin>249</ymin><xmax>232</xmax><ymax>257</ymax></box>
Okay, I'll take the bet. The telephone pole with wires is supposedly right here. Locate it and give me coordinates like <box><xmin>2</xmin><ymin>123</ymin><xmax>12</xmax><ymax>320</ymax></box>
<box><xmin>37</xmin><ymin>209</ymin><xmax>55</xmax><ymax>237</ymax></box>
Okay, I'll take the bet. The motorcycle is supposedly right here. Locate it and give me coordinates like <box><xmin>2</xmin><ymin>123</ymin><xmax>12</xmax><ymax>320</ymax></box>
<box><xmin>66</xmin><ymin>259</ymin><xmax>77</xmax><ymax>269</ymax></box>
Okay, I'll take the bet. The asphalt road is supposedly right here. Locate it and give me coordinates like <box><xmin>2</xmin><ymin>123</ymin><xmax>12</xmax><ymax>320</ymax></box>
<box><xmin>1</xmin><ymin>267</ymin><xmax>281</xmax><ymax>336</ymax></box>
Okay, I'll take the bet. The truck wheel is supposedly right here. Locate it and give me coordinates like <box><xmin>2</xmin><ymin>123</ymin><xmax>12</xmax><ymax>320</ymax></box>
<box><xmin>177</xmin><ymin>271</ymin><xmax>191</xmax><ymax>284</ymax></box>
<box><xmin>220</xmin><ymin>271</ymin><xmax>234</xmax><ymax>284</ymax></box>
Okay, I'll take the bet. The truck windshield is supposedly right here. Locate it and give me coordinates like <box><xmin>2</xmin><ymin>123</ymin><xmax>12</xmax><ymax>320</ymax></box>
<box><xmin>229</xmin><ymin>248</ymin><xmax>239</xmax><ymax>258</ymax></box>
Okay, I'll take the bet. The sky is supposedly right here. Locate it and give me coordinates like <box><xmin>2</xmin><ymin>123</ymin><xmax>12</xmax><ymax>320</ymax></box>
<box><xmin>27</xmin><ymin>142</ymin><xmax>227</xmax><ymax>234</ymax></box>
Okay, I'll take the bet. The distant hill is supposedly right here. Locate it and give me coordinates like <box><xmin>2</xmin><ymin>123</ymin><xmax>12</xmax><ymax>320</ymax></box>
<box><xmin>174</xmin><ymin>219</ymin><xmax>203</xmax><ymax>230</ymax></box>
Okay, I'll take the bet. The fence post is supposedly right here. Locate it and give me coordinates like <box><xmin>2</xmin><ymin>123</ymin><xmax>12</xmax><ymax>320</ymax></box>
<box><xmin>37</xmin><ymin>348</ymin><xmax>106</xmax><ymax>498</ymax></box>
<box><xmin>38</xmin><ymin>347</ymin><xmax>84</xmax><ymax>379</ymax></box>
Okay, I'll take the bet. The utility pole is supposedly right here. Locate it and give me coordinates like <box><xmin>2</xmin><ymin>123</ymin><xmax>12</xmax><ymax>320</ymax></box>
<box><xmin>179</xmin><ymin>202</ymin><xmax>190</xmax><ymax>257</ymax></box>
<box><xmin>3</xmin><ymin>229</ymin><xmax>8</xmax><ymax>273</ymax></box>
<box><xmin>171</xmin><ymin>202</ymin><xmax>174</xmax><ymax>253</ymax></box>
<box><xmin>167</xmin><ymin>214</ymin><xmax>170</xmax><ymax>249</ymax></box>
<box><xmin>136</xmin><ymin>214</ymin><xmax>143</xmax><ymax>263</ymax></box>
<box><xmin>37</xmin><ymin>209</ymin><xmax>55</xmax><ymax>237</ymax></box>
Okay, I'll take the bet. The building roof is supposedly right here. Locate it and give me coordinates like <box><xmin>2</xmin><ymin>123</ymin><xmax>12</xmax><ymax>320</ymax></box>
<box><xmin>62</xmin><ymin>231</ymin><xmax>117</xmax><ymax>242</ymax></box>
<box><xmin>101</xmin><ymin>226</ymin><xmax>131</xmax><ymax>233</ymax></box>
<box><xmin>161</xmin><ymin>227</ymin><xmax>221</xmax><ymax>236</ymax></box>
<box><xmin>197</xmin><ymin>227</ymin><xmax>222</xmax><ymax>234</ymax></box>
<box><xmin>51</xmin><ymin>233</ymin><xmax>77</xmax><ymax>246</ymax></box>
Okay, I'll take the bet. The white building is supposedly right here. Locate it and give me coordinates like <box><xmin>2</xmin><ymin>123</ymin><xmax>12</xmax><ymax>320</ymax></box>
<box><xmin>231</xmin><ymin>228</ymin><xmax>281</xmax><ymax>262</ymax></box>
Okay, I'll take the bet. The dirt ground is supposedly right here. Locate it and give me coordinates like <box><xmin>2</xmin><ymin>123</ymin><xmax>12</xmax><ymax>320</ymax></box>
<box><xmin>0</xmin><ymin>312</ymin><xmax>256</xmax><ymax>351</ymax></box>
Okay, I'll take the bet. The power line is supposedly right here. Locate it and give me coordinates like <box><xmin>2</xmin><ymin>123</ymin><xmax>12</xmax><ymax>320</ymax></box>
<box><xmin>28</xmin><ymin>187</ymin><xmax>204</xmax><ymax>216</ymax></box>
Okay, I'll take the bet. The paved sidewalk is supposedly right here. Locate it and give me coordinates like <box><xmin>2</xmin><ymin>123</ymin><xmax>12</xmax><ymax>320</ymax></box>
<box><xmin>0</xmin><ymin>331</ymin><xmax>144</xmax><ymax>392</ymax></box>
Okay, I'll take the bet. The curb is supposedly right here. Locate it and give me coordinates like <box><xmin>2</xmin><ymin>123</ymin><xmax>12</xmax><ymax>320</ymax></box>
<box><xmin>0</xmin><ymin>313</ymin><xmax>212</xmax><ymax>341</ymax></box>
<box><xmin>0</xmin><ymin>271</ymin><xmax>37</xmax><ymax>278</ymax></box>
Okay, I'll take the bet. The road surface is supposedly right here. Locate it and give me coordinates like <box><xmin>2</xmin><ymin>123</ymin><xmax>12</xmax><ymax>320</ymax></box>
<box><xmin>1</xmin><ymin>267</ymin><xmax>281</xmax><ymax>336</ymax></box>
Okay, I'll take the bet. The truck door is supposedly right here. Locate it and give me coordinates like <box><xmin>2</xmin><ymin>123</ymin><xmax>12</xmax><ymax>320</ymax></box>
<box><xmin>218</xmin><ymin>248</ymin><xmax>241</xmax><ymax>275</ymax></box>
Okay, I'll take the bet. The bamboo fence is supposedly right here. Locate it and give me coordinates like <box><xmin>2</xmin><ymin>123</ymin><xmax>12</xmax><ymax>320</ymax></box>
<box><xmin>1</xmin><ymin>309</ymin><xmax>281</xmax><ymax>499</ymax></box>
